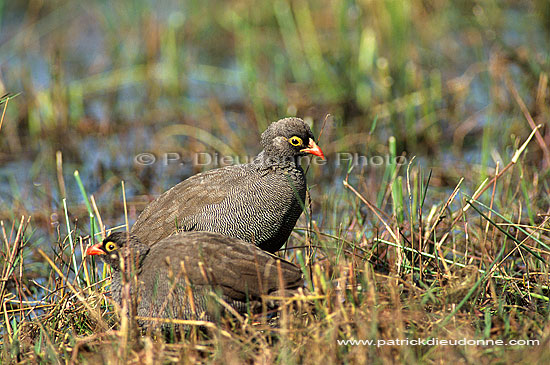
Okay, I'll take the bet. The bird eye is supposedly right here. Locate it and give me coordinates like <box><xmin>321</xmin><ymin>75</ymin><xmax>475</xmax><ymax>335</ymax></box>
<box><xmin>288</xmin><ymin>136</ymin><xmax>303</xmax><ymax>146</ymax></box>
<box><xmin>104</xmin><ymin>241</ymin><xmax>118</xmax><ymax>252</ymax></box>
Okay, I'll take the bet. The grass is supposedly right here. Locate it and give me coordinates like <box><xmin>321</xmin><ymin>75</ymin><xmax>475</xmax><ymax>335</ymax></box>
<box><xmin>1</xmin><ymin>0</ymin><xmax>550</xmax><ymax>363</ymax></box>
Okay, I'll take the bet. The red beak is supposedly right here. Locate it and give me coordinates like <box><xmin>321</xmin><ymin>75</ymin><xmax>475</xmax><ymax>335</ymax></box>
<box><xmin>301</xmin><ymin>139</ymin><xmax>325</xmax><ymax>160</ymax></box>
<box><xmin>86</xmin><ymin>243</ymin><xmax>105</xmax><ymax>256</ymax></box>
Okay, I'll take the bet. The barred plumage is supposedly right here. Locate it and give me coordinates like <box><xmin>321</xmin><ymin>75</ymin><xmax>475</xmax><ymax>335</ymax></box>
<box><xmin>130</xmin><ymin>117</ymin><xmax>324</xmax><ymax>253</ymax></box>
<box><xmin>86</xmin><ymin>231</ymin><xmax>304</xmax><ymax>327</ymax></box>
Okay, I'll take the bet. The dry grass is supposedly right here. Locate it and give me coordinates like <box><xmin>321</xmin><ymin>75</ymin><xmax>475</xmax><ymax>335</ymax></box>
<box><xmin>1</xmin><ymin>0</ymin><xmax>550</xmax><ymax>363</ymax></box>
<box><xmin>3</xmin><ymin>138</ymin><xmax>550</xmax><ymax>363</ymax></box>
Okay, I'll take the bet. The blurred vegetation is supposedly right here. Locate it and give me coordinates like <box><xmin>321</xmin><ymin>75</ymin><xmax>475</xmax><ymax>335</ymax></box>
<box><xmin>1</xmin><ymin>0</ymin><xmax>550</xmax><ymax>363</ymax></box>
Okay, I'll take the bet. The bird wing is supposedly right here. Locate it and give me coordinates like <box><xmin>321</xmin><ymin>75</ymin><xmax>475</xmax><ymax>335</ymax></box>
<box><xmin>130</xmin><ymin>165</ymin><xmax>251</xmax><ymax>245</ymax></box>
<box><xmin>140</xmin><ymin>232</ymin><xmax>303</xmax><ymax>302</ymax></box>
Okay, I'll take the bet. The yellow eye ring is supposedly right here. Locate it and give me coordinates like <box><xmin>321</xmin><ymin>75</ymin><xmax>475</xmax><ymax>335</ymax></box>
<box><xmin>288</xmin><ymin>136</ymin><xmax>303</xmax><ymax>146</ymax></box>
<box><xmin>104</xmin><ymin>241</ymin><xmax>117</xmax><ymax>252</ymax></box>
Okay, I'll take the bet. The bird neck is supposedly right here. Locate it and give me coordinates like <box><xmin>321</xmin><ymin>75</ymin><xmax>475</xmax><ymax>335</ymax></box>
<box><xmin>109</xmin><ymin>258</ymin><xmax>144</xmax><ymax>305</ymax></box>
<box><xmin>254</xmin><ymin>150</ymin><xmax>302</xmax><ymax>170</ymax></box>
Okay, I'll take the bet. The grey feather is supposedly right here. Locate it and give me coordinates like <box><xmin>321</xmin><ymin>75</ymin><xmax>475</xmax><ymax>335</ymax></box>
<box><xmin>131</xmin><ymin>117</ymin><xmax>320</xmax><ymax>253</ymax></box>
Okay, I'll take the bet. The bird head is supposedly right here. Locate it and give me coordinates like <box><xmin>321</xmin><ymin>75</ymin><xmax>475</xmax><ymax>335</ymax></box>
<box><xmin>260</xmin><ymin>117</ymin><xmax>325</xmax><ymax>161</ymax></box>
<box><xmin>86</xmin><ymin>232</ymin><xmax>150</xmax><ymax>271</ymax></box>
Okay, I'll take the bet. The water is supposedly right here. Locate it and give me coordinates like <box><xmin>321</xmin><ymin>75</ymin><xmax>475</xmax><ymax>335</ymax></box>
<box><xmin>1</xmin><ymin>1</ymin><xmax>547</xmax><ymax>325</ymax></box>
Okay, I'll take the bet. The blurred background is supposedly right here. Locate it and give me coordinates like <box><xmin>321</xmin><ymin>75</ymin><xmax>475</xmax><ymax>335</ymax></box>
<box><xmin>2</xmin><ymin>1</ymin><xmax>550</xmax><ymax>361</ymax></box>
<box><xmin>0</xmin><ymin>0</ymin><xmax>549</xmax><ymax>263</ymax></box>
